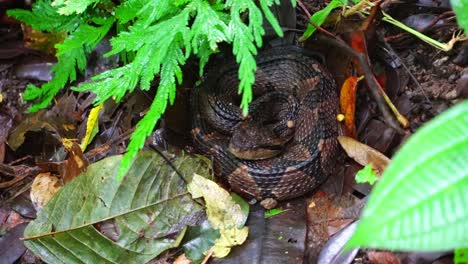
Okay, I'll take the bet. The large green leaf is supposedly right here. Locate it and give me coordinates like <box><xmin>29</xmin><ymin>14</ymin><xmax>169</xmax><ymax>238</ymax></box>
<box><xmin>24</xmin><ymin>151</ymin><xmax>210</xmax><ymax>263</ymax></box>
<box><xmin>347</xmin><ymin>101</ymin><xmax>468</xmax><ymax>251</ymax></box>
<box><xmin>451</xmin><ymin>0</ymin><xmax>468</xmax><ymax>34</ymax></box>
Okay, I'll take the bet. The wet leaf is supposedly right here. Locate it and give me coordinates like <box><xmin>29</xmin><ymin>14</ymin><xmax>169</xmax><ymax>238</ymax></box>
<box><xmin>347</xmin><ymin>102</ymin><xmax>468</xmax><ymax>251</ymax></box>
<box><xmin>188</xmin><ymin>174</ymin><xmax>249</xmax><ymax>258</ymax></box>
<box><xmin>338</xmin><ymin>136</ymin><xmax>390</xmax><ymax>175</ymax></box>
<box><xmin>212</xmin><ymin>199</ymin><xmax>307</xmax><ymax>264</ymax></box>
<box><xmin>339</xmin><ymin>76</ymin><xmax>360</xmax><ymax>138</ymax></box>
<box><xmin>317</xmin><ymin>221</ymin><xmax>359</xmax><ymax>264</ymax></box>
<box><xmin>0</xmin><ymin>223</ymin><xmax>28</xmax><ymax>264</ymax></box>
<box><xmin>24</xmin><ymin>151</ymin><xmax>209</xmax><ymax>263</ymax></box>
<box><xmin>355</xmin><ymin>164</ymin><xmax>379</xmax><ymax>185</ymax></box>
<box><xmin>183</xmin><ymin>220</ymin><xmax>221</xmax><ymax>263</ymax></box>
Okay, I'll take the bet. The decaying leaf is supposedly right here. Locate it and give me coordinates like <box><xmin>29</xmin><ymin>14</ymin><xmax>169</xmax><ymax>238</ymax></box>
<box><xmin>338</xmin><ymin>136</ymin><xmax>391</xmax><ymax>175</ymax></box>
<box><xmin>30</xmin><ymin>172</ymin><xmax>62</xmax><ymax>211</ymax></box>
<box><xmin>188</xmin><ymin>174</ymin><xmax>249</xmax><ymax>258</ymax></box>
<box><xmin>24</xmin><ymin>151</ymin><xmax>210</xmax><ymax>263</ymax></box>
<box><xmin>59</xmin><ymin>139</ymin><xmax>89</xmax><ymax>183</ymax></box>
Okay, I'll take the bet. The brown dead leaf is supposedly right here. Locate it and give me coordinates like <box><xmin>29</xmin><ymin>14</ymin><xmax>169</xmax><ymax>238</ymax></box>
<box><xmin>340</xmin><ymin>76</ymin><xmax>360</xmax><ymax>138</ymax></box>
<box><xmin>30</xmin><ymin>172</ymin><xmax>62</xmax><ymax>211</ymax></box>
<box><xmin>367</xmin><ymin>250</ymin><xmax>401</xmax><ymax>264</ymax></box>
<box><xmin>338</xmin><ymin>136</ymin><xmax>390</xmax><ymax>175</ymax></box>
<box><xmin>173</xmin><ymin>254</ymin><xmax>192</xmax><ymax>264</ymax></box>
<box><xmin>21</xmin><ymin>24</ymin><xmax>66</xmax><ymax>55</ymax></box>
<box><xmin>59</xmin><ymin>139</ymin><xmax>88</xmax><ymax>183</ymax></box>
<box><xmin>307</xmin><ymin>191</ymin><xmax>357</xmax><ymax>263</ymax></box>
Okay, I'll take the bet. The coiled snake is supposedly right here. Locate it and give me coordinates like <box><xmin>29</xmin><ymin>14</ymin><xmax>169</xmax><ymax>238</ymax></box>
<box><xmin>191</xmin><ymin>46</ymin><xmax>341</xmax><ymax>207</ymax></box>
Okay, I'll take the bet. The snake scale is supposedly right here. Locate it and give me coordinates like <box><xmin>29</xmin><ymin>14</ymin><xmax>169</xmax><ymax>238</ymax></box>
<box><xmin>191</xmin><ymin>46</ymin><xmax>341</xmax><ymax>207</ymax></box>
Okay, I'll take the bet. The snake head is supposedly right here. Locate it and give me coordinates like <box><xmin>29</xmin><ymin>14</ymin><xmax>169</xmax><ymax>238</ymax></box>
<box><xmin>228</xmin><ymin>119</ymin><xmax>286</xmax><ymax>160</ymax></box>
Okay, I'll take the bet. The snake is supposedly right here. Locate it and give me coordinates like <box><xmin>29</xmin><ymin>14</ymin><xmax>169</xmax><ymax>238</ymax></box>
<box><xmin>190</xmin><ymin>45</ymin><xmax>341</xmax><ymax>208</ymax></box>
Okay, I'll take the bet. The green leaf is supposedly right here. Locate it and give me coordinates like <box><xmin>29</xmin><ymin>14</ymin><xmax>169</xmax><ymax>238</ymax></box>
<box><xmin>355</xmin><ymin>164</ymin><xmax>379</xmax><ymax>185</ymax></box>
<box><xmin>183</xmin><ymin>220</ymin><xmax>221</xmax><ymax>263</ymax></box>
<box><xmin>52</xmin><ymin>0</ymin><xmax>99</xmax><ymax>15</ymax></box>
<box><xmin>115</xmin><ymin>0</ymin><xmax>177</xmax><ymax>25</ymax></box>
<box><xmin>264</xmin><ymin>208</ymin><xmax>288</xmax><ymax>218</ymax></box>
<box><xmin>7</xmin><ymin>0</ymin><xmax>81</xmax><ymax>32</ymax></box>
<box><xmin>451</xmin><ymin>0</ymin><xmax>468</xmax><ymax>34</ymax></box>
<box><xmin>455</xmin><ymin>248</ymin><xmax>468</xmax><ymax>264</ymax></box>
<box><xmin>26</xmin><ymin>17</ymin><xmax>114</xmax><ymax>112</ymax></box>
<box><xmin>188</xmin><ymin>174</ymin><xmax>249</xmax><ymax>258</ymax></box>
<box><xmin>347</xmin><ymin>101</ymin><xmax>468</xmax><ymax>251</ymax></box>
<box><xmin>259</xmin><ymin>0</ymin><xmax>284</xmax><ymax>37</ymax></box>
<box><xmin>299</xmin><ymin>0</ymin><xmax>346</xmax><ymax>41</ymax></box>
<box><xmin>24</xmin><ymin>151</ymin><xmax>210</xmax><ymax>263</ymax></box>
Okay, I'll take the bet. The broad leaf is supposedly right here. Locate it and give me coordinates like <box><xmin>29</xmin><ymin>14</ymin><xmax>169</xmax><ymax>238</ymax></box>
<box><xmin>24</xmin><ymin>151</ymin><xmax>210</xmax><ymax>263</ymax></box>
<box><xmin>451</xmin><ymin>0</ymin><xmax>468</xmax><ymax>34</ymax></box>
<box><xmin>347</xmin><ymin>101</ymin><xmax>468</xmax><ymax>251</ymax></box>
<box><xmin>188</xmin><ymin>174</ymin><xmax>249</xmax><ymax>258</ymax></box>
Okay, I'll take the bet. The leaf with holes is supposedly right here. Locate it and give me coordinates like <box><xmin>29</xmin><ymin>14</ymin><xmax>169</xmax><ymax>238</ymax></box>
<box><xmin>24</xmin><ymin>151</ymin><xmax>211</xmax><ymax>263</ymax></box>
<box><xmin>347</xmin><ymin>101</ymin><xmax>468</xmax><ymax>251</ymax></box>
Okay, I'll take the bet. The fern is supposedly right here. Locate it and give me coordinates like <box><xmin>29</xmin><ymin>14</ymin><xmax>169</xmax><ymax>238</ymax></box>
<box><xmin>52</xmin><ymin>0</ymin><xmax>100</xmax><ymax>15</ymax></box>
<box><xmin>7</xmin><ymin>0</ymin><xmax>80</xmax><ymax>32</ymax></box>
<box><xmin>8</xmin><ymin>0</ymin><xmax>286</xmax><ymax>178</ymax></box>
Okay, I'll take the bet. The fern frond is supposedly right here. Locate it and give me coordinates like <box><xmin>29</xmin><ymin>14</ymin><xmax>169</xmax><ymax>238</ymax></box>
<box><xmin>26</xmin><ymin>17</ymin><xmax>114</xmax><ymax>112</ymax></box>
<box><xmin>190</xmin><ymin>0</ymin><xmax>229</xmax><ymax>74</ymax></box>
<box><xmin>52</xmin><ymin>0</ymin><xmax>100</xmax><ymax>15</ymax></box>
<box><xmin>118</xmin><ymin>46</ymin><xmax>185</xmax><ymax>179</ymax></box>
<box><xmin>115</xmin><ymin>0</ymin><xmax>177</xmax><ymax>25</ymax></box>
<box><xmin>77</xmin><ymin>9</ymin><xmax>190</xmax><ymax>105</ymax></box>
<box><xmin>259</xmin><ymin>0</ymin><xmax>284</xmax><ymax>37</ymax></box>
<box><xmin>7</xmin><ymin>0</ymin><xmax>80</xmax><ymax>32</ymax></box>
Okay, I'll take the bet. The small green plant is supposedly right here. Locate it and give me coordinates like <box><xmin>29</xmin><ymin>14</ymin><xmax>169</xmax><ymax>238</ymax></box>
<box><xmin>347</xmin><ymin>101</ymin><xmax>468</xmax><ymax>253</ymax></box>
<box><xmin>8</xmin><ymin>0</ymin><xmax>289</xmax><ymax>177</ymax></box>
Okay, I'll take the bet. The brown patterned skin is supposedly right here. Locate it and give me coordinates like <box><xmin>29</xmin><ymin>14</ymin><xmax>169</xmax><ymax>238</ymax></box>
<box><xmin>191</xmin><ymin>46</ymin><xmax>341</xmax><ymax>203</ymax></box>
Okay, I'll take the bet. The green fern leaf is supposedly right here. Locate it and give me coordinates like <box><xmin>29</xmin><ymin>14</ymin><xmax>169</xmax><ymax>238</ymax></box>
<box><xmin>52</xmin><ymin>0</ymin><xmax>99</xmax><ymax>15</ymax></box>
<box><xmin>7</xmin><ymin>0</ymin><xmax>80</xmax><ymax>32</ymax></box>
<box><xmin>115</xmin><ymin>0</ymin><xmax>177</xmax><ymax>25</ymax></box>
<box><xmin>259</xmin><ymin>0</ymin><xmax>284</xmax><ymax>37</ymax></box>
<box><xmin>27</xmin><ymin>17</ymin><xmax>114</xmax><ymax>112</ymax></box>
<box><xmin>190</xmin><ymin>0</ymin><xmax>229</xmax><ymax>75</ymax></box>
<box><xmin>118</xmin><ymin>46</ymin><xmax>185</xmax><ymax>179</ymax></box>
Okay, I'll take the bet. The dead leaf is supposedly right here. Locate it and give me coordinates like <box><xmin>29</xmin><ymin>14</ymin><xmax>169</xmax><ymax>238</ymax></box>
<box><xmin>340</xmin><ymin>76</ymin><xmax>360</xmax><ymax>138</ymax></box>
<box><xmin>187</xmin><ymin>174</ymin><xmax>249</xmax><ymax>258</ymax></box>
<box><xmin>338</xmin><ymin>136</ymin><xmax>390</xmax><ymax>175</ymax></box>
<box><xmin>173</xmin><ymin>254</ymin><xmax>192</xmax><ymax>264</ymax></box>
<box><xmin>367</xmin><ymin>250</ymin><xmax>401</xmax><ymax>264</ymax></box>
<box><xmin>59</xmin><ymin>139</ymin><xmax>88</xmax><ymax>183</ymax></box>
<box><xmin>30</xmin><ymin>172</ymin><xmax>62</xmax><ymax>211</ymax></box>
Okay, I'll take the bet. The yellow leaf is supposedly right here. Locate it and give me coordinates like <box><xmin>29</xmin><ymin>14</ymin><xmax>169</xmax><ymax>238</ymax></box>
<box><xmin>80</xmin><ymin>104</ymin><xmax>103</xmax><ymax>151</ymax></box>
<box><xmin>187</xmin><ymin>174</ymin><xmax>249</xmax><ymax>258</ymax></box>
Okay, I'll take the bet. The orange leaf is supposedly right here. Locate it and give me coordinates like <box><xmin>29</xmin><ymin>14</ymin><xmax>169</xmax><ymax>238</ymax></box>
<box><xmin>339</xmin><ymin>76</ymin><xmax>359</xmax><ymax>138</ymax></box>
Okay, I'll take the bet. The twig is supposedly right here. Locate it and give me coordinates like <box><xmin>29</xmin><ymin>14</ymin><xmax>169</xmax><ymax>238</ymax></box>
<box><xmin>201</xmin><ymin>249</ymin><xmax>213</xmax><ymax>264</ymax></box>
<box><xmin>377</xmin><ymin>31</ymin><xmax>432</xmax><ymax>105</ymax></box>
<box><xmin>318</xmin><ymin>34</ymin><xmax>406</xmax><ymax>133</ymax></box>
<box><xmin>296</xmin><ymin>0</ymin><xmax>338</xmax><ymax>39</ymax></box>
<box><xmin>297</xmin><ymin>2</ymin><xmax>406</xmax><ymax>133</ymax></box>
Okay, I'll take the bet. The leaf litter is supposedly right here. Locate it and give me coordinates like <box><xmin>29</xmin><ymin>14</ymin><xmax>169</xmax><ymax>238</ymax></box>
<box><xmin>0</xmin><ymin>0</ymin><xmax>467</xmax><ymax>263</ymax></box>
